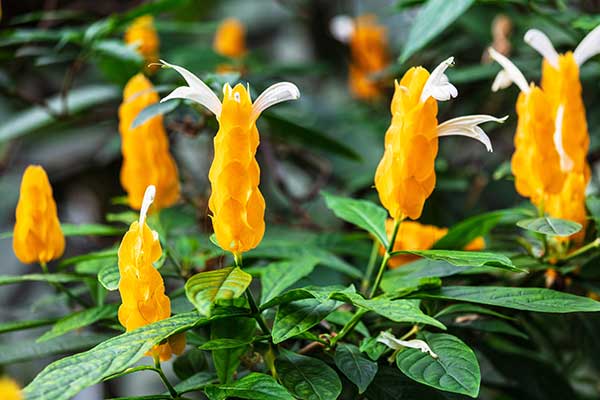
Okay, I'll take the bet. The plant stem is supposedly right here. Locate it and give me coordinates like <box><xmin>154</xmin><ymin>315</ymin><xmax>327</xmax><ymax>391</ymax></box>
<box><xmin>154</xmin><ymin>355</ymin><xmax>178</xmax><ymax>399</ymax></box>
<box><xmin>234</xmin><ymin>253</ymin><xmax>272</xmax><ymax>338</ymax></box>
<box><xmin>360</xmin><ymin>239</ymin><xmax>380</xmax><ymax>294</ymax></box>
<box><xmin>329</xmin><ymin>308</ymin><xmax>368</xmax><ymax>347</ymax></box>
<box><xmin>560</xmin><ymin>238</ymin><xmax>600</xmax><ymax>262</ymax></box>
<box><xmin>40</xmin><ymin>261</ymin><xmax>89</xmax><ymax>307</ymax></box>
<box><xmin>369</xmin><ymin>218</ymin><xmax>401</xmax><ymax>299</ymax></box>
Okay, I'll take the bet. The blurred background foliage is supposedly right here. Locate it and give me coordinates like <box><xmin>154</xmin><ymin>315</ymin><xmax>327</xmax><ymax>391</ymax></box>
<box><xmin>2</xmin><ymin>0</ymin><xmax>600</xmax><ymax>399</ymax></box>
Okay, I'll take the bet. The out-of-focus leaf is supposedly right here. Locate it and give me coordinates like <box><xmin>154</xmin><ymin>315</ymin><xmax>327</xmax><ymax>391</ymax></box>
<box><xmin>0</xmin><ymin>273</ymin><xmax>84</xmax><ymax>285</ymax></box>
<box><xmin>0</xmin><ymin>85</ymin><xmax>120</xmax><ymax>143</ymax></box>
<box><xmin>414</xmin><ymin>286</ymin><xmax>600</xmax><ymax>313</ymax></box>
<box><xmin>399</xmin><ymin>0</ymin><xmax>476</xmax><ymax>63</ymax></box>
<box><xmin>276</xmin><ymin>349</ymin><xmax>342</xmax><ymax>400</ymax></box>
<box><xmin>435</xmin><ymin>303</ymin><xmax>514</xmax><ymax>320</ymax></box>
<box><xmin>322</xmin><ymin>192</ymin><xmax>389</xmax><ymax>247</ymax></box>
<box><xmin>0</xmin><ymin>319</ymin><xmax>57</xmax><ymax>334</ymax></box>
<box><xmin>0</xmin><ymin>28</ymin><xmax>83</xmax><ymax>46</ymax></box>
<box><xmin>61</xmin><ymin>223</ymin><xmax>125</xmax><ymax>237</ymax></box>
<box><xmin>92</xmin><ymin>40</ymin><xmax>144</xmax><ymax>84</ymax></box>
<box><xmin>131</xmin><ymin>99</ymin><xmax>180</xmax><ymax>129</ymax></box>
<box><xmin>37</xmin><ymin>304</ymin><xmax>118</xmax><ymax>342</ymax></box>
<box><xmin>517</xmin><ymin>217</ymin><xmax>582</xmax><ymax>237</ymax></box>
<box><xmin>334</xmin><ymin>343</ymin><xmax>378</xmax><ymax>394</ymax></box>
<box><xmin>98</xmin><ymin>264</ymin><xmax>120</xmax><ymax>291</ymax></box>
<box><xmin>446</xmin><ymin>317</ymin><xmax>528</xmax><ymax>339</ymax></box>
<box><xmin>263</xmin><ymin>112</ymin><xmax>360</xmax><ymax>161</ymax></box>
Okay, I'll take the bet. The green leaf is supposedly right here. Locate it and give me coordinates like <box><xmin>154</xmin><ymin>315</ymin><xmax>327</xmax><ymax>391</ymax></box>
<box><xmin>38</xmin><ymin>304</ymin><xmax>118</xmax><ymax>342</ymax></box>
<box><xmin>23</xmin><ymin>312</ymin><xmax>211</xmax><ymax>400</ymax></box>
<box><xmin>173</xmin><ymin>348</ymin><xmax>207</xmax><ymax>380</ymax></box>
<box><xmin>211</xmin><ymin>317</ymin><xmax>256</xmax><ymax>383</ymax></box>
<box><xmin>98</xmin><ymin>264</ymin><xmax>120</xmax><ymax>291</ymax></box>
<box><xmin>185</xmin><ymin>267</ymin><xmax>252</xmax><ymax>316</ymax></box>
<box><xmin>322</xmin><ymin>192</ymin><xmax>389</xmax><ymax>247</ymax></box>
<box><xmin>272</xmin><ymin>299</ymin><xmax>339</xmax><ymax>343</ymax></box>
<box><xmin>446</xmin><ymin>317</ymin><xmax>528</xmax><ymax>339</ymax></box>
<box><xmin>0</xmin><ymin>318</ymin><xmax>57</xmax><ymax>334</ymax></box>
<box><xmin>390</xmin><ymin>250</ymin><xmax>522</xmax><ymax>272</ymax></box>
<box><xmin>334</xmin><ymin>344</ymin><xmax>378</xmax><ymax>394</ymax></box>
<box><xmin>359</xmin><ymin>336</ymin><xmax>388</xmax><ymax>361</ymax></box>
<box><xmin>395</xmin><ymin>332</ymin><xmax>480</xmax><ymax>397</ymax></box>
<box><xmin>260</xmin><ymin>258</ymin><xmax>318</xmax><ymax>304</ymax></box>
<box><xmin>326</xmin><ymin>311</ymin><xmax>370</xmax><ymax>337</ymax></box>
<box><xmin>131</xmin><ymin>99</ymin><xmax>180</xmax><ymax>129</ymax></box>
<box><xmin>414</xmin><ymin>286</ymin><xmax>600</xmax><ymax>313</ymax></box>
<box><xmin>204</xmin><ymin>373</ymin><xmax>293</xmax><ymax>400</ymax></box>
<box><xmin>263</xmin><ymin>112</ymin><xmax>360</xmax><ymax>161</ymax></box>
<box><xmin>517</xmin><ymin>217</ymin><xmax>582</xmax><ymax>237</ymax></box>
<box><xmin>381</xmin><ymin>259</ymin><xmax>472</xmax><ymax>293</ymax></box>
<box><xmin>434</xmin><ymin>303</ymin><xmax>515</xmax><ymax>320</ymax></box>
<box><xmin>276</xmin><ymin>349</ymin><xmax>342</xmax><ymax>400</ymax></box>
<box><xmin>199</xmin><ymin>338</ymin><xmax>254</xmax><ymax>350</ymax></box>
<box><xmin>260</xmin><ymin>285</ymin><xmax>357</xmax><ymax>310</ymax></box>
<box><xmin>433</xmin><ymin>209</ymin><xmax>531</xmax><ymax>249</ymax></box>
<box><xmin>0</xmin><ymin>333</ymin><xmax>112</xmax><ymax>365</ymax></box>
<box><xmin>399</xmin><ymin>0</ymin><xmax>475</xmax><ymax>63</ymax></box>
<box><xmin>174</xmin><ymin>372</ymin><xmax>215</xmax><ymax>394</ymax></box>
<box><xmin>61</xmin><ymin>223</ymin><xmax>125</xmax><ymax>237</ymax></box>
<box><xmin>365</xmin><ymin>366</ymin><xmax>450</xmax><ymax>400</ymax></box>
<box><xmin>0</xmin><ymin>273</ymin><xmax>84</xmax><ymax>285</ymax></box>
<box><xmin>353</xmin><ymin>298</ymin><xmax>446</xmax><ymax>330</ymax></box>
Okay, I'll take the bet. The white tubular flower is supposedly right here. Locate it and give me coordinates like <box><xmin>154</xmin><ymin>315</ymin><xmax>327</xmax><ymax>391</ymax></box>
<box><xmin>159</xmin><ymin>60</ymin><xmax>223</xmax><ymax>117</ymax></box>
<box><xmin>552</xmin><ymin>105</ymin><xmax>573</xmax><ymax>172</ymax></box>
<box><xmin>524</xmin><ymin>29</ymin><xmax>559</xmax><ymax>68</ymax></box>
<box><xmin>574</xmin><ymin>24</ymin><xmax>600</xmax><ymax>66</ymax></box>
<box><xmin>488</xmin><ymin>47</ymin><xmax>530</xmax><ymax>94</ymax></box>
<box><xmin>139</xmin><ymin>185</ymin><xmax>156</xmax><ymax>226</ymax></box>
<box><xmin>330</xmin><ymin>15</ymin><xmax>355</xmax><ymax>43</ymax></box>
<box><xmin>251</xmin><ymin>82</ymin><xmax>301</xmax><ymax>120</ymax></box>
<box><xmin>420</xmin><ymin>57</ymin><xmax>458</xmax><ymax>102</ymax></box>
<box><xmin>491</xmin><ymin>70</ymin><xmax>513</xmax><ymax>92</ymax></box>
<box><xmin>437</xmin><ymin>114</ymin><xmax>508</xmax><ymax>152</ymax></box>
<box><xmin>377</xmin><ymin>331</ymin><xmax>438</xmax><ymax>359</ymax></box>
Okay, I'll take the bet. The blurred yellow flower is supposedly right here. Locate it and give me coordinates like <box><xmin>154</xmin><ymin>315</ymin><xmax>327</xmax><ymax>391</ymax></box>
<box><xmin>125</xmin><ymin>15</ymin><xmax>159</xmax><ymax>65</ymax></box>
<box><xmin>375</xmin><ymin>57</ymin><xmax>502</xmax><ymax>221</ymax></box>
<box><xmin>214</xmin><ymin>18</ymin><xmax>247</xmax><ymax>59</ymax></box>
<box><xmin>160</xmin><ymin>61</ymin><xmax>300</xmax><ymax>256</ymax></box>
<box><xmin>118</xmin><ymin>73</ymin><xmax>180</xmax><ymax>212</ymax></box>
<box><xmin>0</xmin><ymin>377</ymin><xmax>21</xmax><ymax>400</ymax></box>
<box><xmin>13</xmin><ymin>165</ymin><xmax>65</xmax><ymax>265</ymax></box>
<box><xmin>117</xmin><ymin>186</ymin><xmax>185</xmax><ymax>361</ymax></box>
<box><xmin>384</xmin><ymin>220</ymin><xmax>485</xmax><ymax>268</ymax></box>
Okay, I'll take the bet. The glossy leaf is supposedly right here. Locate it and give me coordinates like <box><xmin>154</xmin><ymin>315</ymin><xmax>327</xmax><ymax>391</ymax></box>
<box><xmin>260</xmin><ymin>258</ymin><xmax>318</xmax><ymax>304</ymax></box>
<box><xmin>185</xmin><ymin>267</ymin><xmax>252</xmax><ymax>316</ymax></box>
<box><xmin>322</xmin><ymin>192</ymin><xmax>389</xmax><ymax>247</ymax></box>
<box><xmin>517</xmin><ymin>217</ymin><xmax>582</xmax><ymax>237</ymax></box>
<box><xmin>272</xmin><ymin>299</ymin><xmax>339</xmax><ymax>343</ymax></box>
<box><xmin>395</xmin><ymin>332</ymin><xmax>480</xmax><ymax>397</ymax></box>
<box><xmin>390</xmin><ymin>250</ymin><xmax>522</xmax><ymax>272</ymax></box>
<box><xmin>276</xmin><ymin>349</ymin><xmax>342</xmax><ymax>400</ymax></box>
<box><xmin>37</xmin><ymin>304</ymin><xmax>118</xmax><ymax>342</ymax></box>
<box><xmin>353</xmin><ymin>298</ymin><xmax>446</xmax><ymax>330</ymax></box>
<box><xmin>204</xmin><ymin>373</ymin><xmax>293</xmax><ymax>400</ymax></box>
<box><xmin>334</xmin><ymin>343</ymin><xmax>378</xmax><ymax>393</ymax></box>
<box><xmin>174</xmin><ymin>372</ymin><xmax>215</xmax><ymax>394</ymax></box>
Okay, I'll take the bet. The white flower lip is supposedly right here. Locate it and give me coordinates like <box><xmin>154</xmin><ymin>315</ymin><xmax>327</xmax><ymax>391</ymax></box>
<box><xmin>488</xmin><ymin>47</ymin><xmax>530</xmax><ymax>94</ymax></box>
<box><xmin>251</xmin><ymin>82</ymin><xmax>301</xmax><ymax>120</ymax></box>
<box><xmin>330</xmin><ymin>15</ymin><xmax>355</xmax><ymax>43</ymax></box>
<box><xmin>437</xmin><ymin>114</ymin><xmax>507</xmax><ymax>152</ymax></box>
<box><xmin>574</xmin><ymin>24</ymin><xmax>600</xmax><ymax>66</ymax></box>
<box><xmin>159</xmin><ymin>59</ymin><xmax>223</xmax><ymax>117</ymax></box>
<box><xmin>553</xmin><ymin>105</ymin><xmax>573</xmax><ymax>172</ymax></box>
<box><xmin>524</xmin><ymin>29</ymin><xmax>559</xmax><ymax>69</ymax></box>
<box><xmin>139</xmin><ymin>185</ymin><xmax>156</xmax><ymax>226</ymax></box>
<box><xmin>420</xmin><ymin>57</ymin><xmax>458</xmax><ymax>103</ymax></box>
<box><xmin>377</xmin><ymin>331</ymin><xmax>438</xmax><ymax>359</ymax></box>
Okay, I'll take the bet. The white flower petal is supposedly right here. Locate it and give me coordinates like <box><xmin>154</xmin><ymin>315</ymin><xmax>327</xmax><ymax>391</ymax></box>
<box><xmin>251</xmin><ymin>82</ymin><xmax>300</xmax><ymax>120</ymax></box>
<box><xmin>437</xmin><ymin>114</ymin><xmax>508</xmax><ymax>152</ymax></box>
<box><xmin>377</xmin><ymin>331</ymin><xmax>438</xmax><ymax>359</ymax></box>
<box><xmin>420</xmin><ymin>57</ymin><xmax>458</xmax><ymax>103</ymax></box>
<box><xmin>488</xmin><ymin>47</ymin><xmax>530</xmax><ymax>94</ymax></box>
<box><xmin>139</xmin><ymin>185</ymin><xmax>156</xmax><ymax>226</ymax></box>
<box><xmin>524</xmin><ymin>29</ymin><xmax>559</xmax><ymax>69</ymax></box>
<box><xmin>330</xmin><ymin>15</ymin><xmax>355</xmax><ymax>43</ymax></box>
<box><xmin>553</xmin><ymin>105</ymin><xmax>573</xmax><ymax>172</ymax></box>
<box><xmin>574</xmin><ymin>24</ymin><xmax>600</xmax><ymax>66</ymax></box>
<box><xmin>159</xmin><ymin>59</ymin><xmax>222</xmax><ymax>117</ymax></box>
<box><xmin>491</xmin><ymin>70</ymin><xmax>513</xmax><ymax>92</ymax></box>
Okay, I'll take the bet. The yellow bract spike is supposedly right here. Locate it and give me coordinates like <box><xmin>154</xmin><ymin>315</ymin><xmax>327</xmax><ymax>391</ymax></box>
<box><xmin>125</xmin><ymin>15</ymin><xmax>160</xmax><ymax>65</ymax></box>
<box><xmin>13</xmin><ymin>165</ymin><xmax>65</xmax><ymax>265</ymax></box>
<box><xmin>213</xmin><ymin>18</ymin><xmax>247</xmax><ymax>59</ymax></box>
<box><xmin>0</xmin><ymin>376</ymin><xmax>22</xmax><ymax>400</ymax></box>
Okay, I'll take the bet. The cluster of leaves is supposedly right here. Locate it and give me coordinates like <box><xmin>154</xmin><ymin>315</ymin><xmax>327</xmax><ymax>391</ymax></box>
<box><xmin>2</xmin><ymin>0</ymin><xmax>600</xmax><ymax>400</ymax></box>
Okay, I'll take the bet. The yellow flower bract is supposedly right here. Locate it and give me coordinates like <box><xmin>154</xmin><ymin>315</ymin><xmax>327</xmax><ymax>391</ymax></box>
<box><xmin>13</xmin><ymin>165</ymin><xmax>65</xmax><ymax>265</ymax></box>
<box><xmin>0</xmin><ymin>377</ymin><xmax>22</xmax><ymax>400</ymax></box>
<box><xmin>125</xmin><ymin>15</ymin><xmax>159</xmax><ymax>64</ymax></box>
<box><xmin>118</xmin><ymin>74</ymin><xmax>180</xmax><ymax>212</ymax></box>
<box><xmin>214</xmin><ymin>18</ymin><xmax>246</xmax><ymax>59</ymax></box>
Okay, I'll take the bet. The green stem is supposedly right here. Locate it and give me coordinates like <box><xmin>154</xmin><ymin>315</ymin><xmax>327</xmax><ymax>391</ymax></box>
<box><xmin>154</xmin><ymin>355</ymin><xmax>179</xmax><ymax>399</ymax></box>
<box><xmin>40</xmin><ymin>262</ymin><xmax>89</xmax><ymax>307</ymax></box>
<box><xmin>330</xmin><ymin>309</ymin><xmax>368</xmax><ymax>347</ymax></box>
<box><xmin>560</xmin><ymin>238</ymin><xmax>600</xmax><ymax>262</ymax></box>
<box><xmin>369</xmin><ymin>219</ymin><xmax>401</xmax><ymax>299</ymax></box>
<box><xmin>360</xmin><ymin>239</ymin><xmax>380</xmax><ymax>294</ymax></box>
<box><xmin>234</xmin><ymin>253</ymin><xmax>272</xmax><ymax>338</ymax></box>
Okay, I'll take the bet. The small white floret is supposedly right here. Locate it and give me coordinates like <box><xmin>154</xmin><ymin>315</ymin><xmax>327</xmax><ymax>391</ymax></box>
<box><xmin>420</xmin><ymin>57</ymin><xmax>458</xmax><ymax>103</ymax></box>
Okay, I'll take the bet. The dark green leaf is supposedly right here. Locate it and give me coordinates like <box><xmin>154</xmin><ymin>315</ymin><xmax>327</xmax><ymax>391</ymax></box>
<box><xmin>204</xmin><ymin>373</ymin><xmax>293</xmax><ymax>400</ymax></box>
<box><xmin>173</xmin><ymin>348</ymin><xmax>207</xmax><ymax>380</ymax></box>
<box><xmin>326</xmin><ymin>311</ymin><xmax>370</xmax><ymax>337</ymax></box>
<box><xmin>211</xmin><ymin>317</ymin><xmax>256</xmax><ymax>383</ymax></box>
<box><xmin>322</xmin><ymin>192</ymin><xmax>389</xmax><ymax>247</ymax></box>
<box><xmin>434</xmin><ymin>304</ymin><xmax>514</xmax><ymax>320</ymax></box>
<box><xmin>185</xmin><ymin>267</ymin><xmax>252</xmax><ymax>315</ymax></box>
<box><xmin>381</xmin><ymin>259</ymin><xmax>472</xmax><ymax>293</ymax></box>
<box><xmin>517</xmin><ymin>217</ymin><xmax>582</xmax><ymax>236</ymax></box>
<box><xmin>276</xmin><ymin>349</ymin><xmax>342</xmax><ymax>400</ymax></box>
<box><xmin>131</xmin><ymin>99</ymin><xmax>180</xmax><ymax>129</ymax></box>
<box><xmin>353</xmin><ymin>298</ymin><xmax>445</xmax><ymax>330</ymax></box>
<box><xmin>272</xmin><ymin>299</ymin><xmax>338</xmax><ymax>343</ymax></box>
<box><xmin>399</xmin><ymin>0</ymin><xmax>476</xmax><ymax>62</ymax></box>
<box><xmin>199</xmin><ymin>338</ymin><xmax>254</xmax><ymax>350</ymax></box>
<box><xmin>334</xmin><ymin>343</ymin><xmax>378</xmax><ymax>393</ymax></box>
<box><xmin>260</xmin><ymin>285</ymin><xmax>356</xmax><ymax>310</ymax></box>
<box><xmin>174</xmin><ymin>372</ymin><xmax>215</xmax><ymax>394</ymax></box>
<box><xmin>390</xmin><ymin>250</ymin><xmax>522</xmax><ymax>272</ymax></box>
<box><xmin>38</xmin><ymin>304</ymin><xmax>118</xmax><ymax>342</ymax></box>
<box><xmin>396</xmin><ymin>332</ymin><xmax>480</xmax><ymax>397</ymax></box>
<box><xmin>359</xmin><ymin>336</ymin><xmax>388</xmax><ymax>361</ymax></box>
<box><xmin>446</xmin><ymin>317</ymin><xmax>528</xmax><ymax>339</ymax></box>
<box><xmin>260</xmin><ymin>258</ymin><xmax>318</xmax><ymax>304</ymax></box>
<box><xmin>0</xmin><ymin>318</ymin><xmax>57</xmax><ymax>334</ymax></box>
<box><xmin>414</xmin><ymin>286</ymin><xmax>600</xmax><ymax>313</ymax></box>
